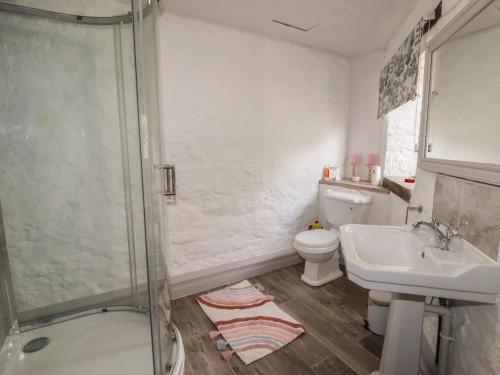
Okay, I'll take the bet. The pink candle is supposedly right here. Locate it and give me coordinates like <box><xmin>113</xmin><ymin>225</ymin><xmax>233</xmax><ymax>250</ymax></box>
<box><xmin>351</xmin><ymin>153</ymin><xmax>359</xmax><ymax>164</ymax></box>
<box><xmin>368</xmin><ymin>154</ymin><xmax>377</xmax><ymax>166</ymax></box>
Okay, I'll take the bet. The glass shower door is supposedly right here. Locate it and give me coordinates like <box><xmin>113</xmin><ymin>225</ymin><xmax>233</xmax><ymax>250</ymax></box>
<box><xmin>132</xmin><ymin>0</ymin><xmax>175</xmax><ymax>373</ymax></box>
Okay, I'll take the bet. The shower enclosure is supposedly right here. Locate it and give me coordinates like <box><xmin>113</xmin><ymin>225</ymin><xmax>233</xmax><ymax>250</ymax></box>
<box><xmin>0</xmin><ymin>1</ymin><xmax>183</xmax><ymax>374</ymax></box>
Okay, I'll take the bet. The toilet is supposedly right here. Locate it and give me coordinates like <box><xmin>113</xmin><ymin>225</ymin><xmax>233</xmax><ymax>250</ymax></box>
<box><xmin>293</xmin><ymin>187</ymin><xmax>372</xmax><ymax>286</ymax></box>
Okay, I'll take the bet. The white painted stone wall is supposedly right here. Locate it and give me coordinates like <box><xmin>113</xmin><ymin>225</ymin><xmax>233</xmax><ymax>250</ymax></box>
<box><xmin>157</xmin><ymin>14</ymin><xmax>350</xmax><ymax>277</ymax></box>
<box><xmin>345</xmin><ymin>49</ymin><xmax>386</xmax><ymax>179</ymax></box>
<box><xmin>0</xmin><ymin>12</ymin><xmax>145</xmax><ymax>312</ymax></box>
<box><xmin>382</xmin><ymin>99</ymin><xmax>419</xmax><ymax>177</ymax></box>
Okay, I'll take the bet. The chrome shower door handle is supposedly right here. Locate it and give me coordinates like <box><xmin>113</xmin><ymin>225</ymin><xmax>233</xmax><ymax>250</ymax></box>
<box><xmin>159</xmin><ymin>164</ymin><xmax>176</xmax><ymax>196</ymax></box>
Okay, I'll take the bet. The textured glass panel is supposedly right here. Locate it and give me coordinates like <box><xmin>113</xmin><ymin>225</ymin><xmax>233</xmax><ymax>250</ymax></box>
<box><xmin>0</xmin><ymin>10</ymin><xmax>143</xmax><ymax>322</ymax></box>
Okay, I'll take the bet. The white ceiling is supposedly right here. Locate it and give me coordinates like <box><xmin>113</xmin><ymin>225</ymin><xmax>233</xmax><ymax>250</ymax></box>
<box><xmin>163</xmin><ymin>0</ymin><xmax>418</xmax><ymax>57</ymax></box>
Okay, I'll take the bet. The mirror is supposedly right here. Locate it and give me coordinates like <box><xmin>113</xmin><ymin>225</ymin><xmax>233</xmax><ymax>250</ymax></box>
<box><xmin>420</xmin><ymin>0</ymin><xmax>500</xmax><ymax>184</ymax></box>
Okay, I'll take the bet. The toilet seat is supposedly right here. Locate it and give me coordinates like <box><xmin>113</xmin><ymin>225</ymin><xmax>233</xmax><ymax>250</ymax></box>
<box><xmin>293</xmin><ymin>229</ymin><xmax>340</xmax><ymax>254</ymax></box>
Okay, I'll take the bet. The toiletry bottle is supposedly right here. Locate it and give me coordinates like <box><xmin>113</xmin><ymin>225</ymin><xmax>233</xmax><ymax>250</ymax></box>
<box><xmin>323</xmin><ymin>165</ymin><xmax>330</xmax><ymax>179</ymax></box>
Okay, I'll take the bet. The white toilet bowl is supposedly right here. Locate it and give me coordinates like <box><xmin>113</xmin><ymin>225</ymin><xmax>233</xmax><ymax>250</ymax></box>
<box><xmin>294</xmin><ymin>186</ymin><xmax>372</xmax><ymax>287</ymax></box>
<box><xmin>293</xmin><ymin>228</ymin><xmax>343</xmax><ymax>286</ymax></box>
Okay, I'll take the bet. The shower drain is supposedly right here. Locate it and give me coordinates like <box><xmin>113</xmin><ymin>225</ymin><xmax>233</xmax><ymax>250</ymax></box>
<box><xmin>23</xmin><ymin>337</ymin><xmax>50</xmax><ymax>353</ymax></box>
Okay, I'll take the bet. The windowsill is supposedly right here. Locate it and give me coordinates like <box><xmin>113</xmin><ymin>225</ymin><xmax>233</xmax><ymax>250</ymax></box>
<box><xmin>319</xmin><ymin>177</ymin><xmax>415</xmax><ymax>203</ymax></box>
<box><xmin>319</xmin><ymin>178</ymin><xmax>389</xmax><ymax>194</ymax></box>
<box><xmin>382</xmin><ymin>176</ymin><xmax>415</xmax><ymax>203</ymax></box>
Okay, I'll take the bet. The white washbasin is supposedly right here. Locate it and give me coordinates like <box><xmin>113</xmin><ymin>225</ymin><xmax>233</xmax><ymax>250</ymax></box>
<box><xmin>340</xmin><ymin>224</ymin><xmax>500</xmax><ymax>303</ymax></box>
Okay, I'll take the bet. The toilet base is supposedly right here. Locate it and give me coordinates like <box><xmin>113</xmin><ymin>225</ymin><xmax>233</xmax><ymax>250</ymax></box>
<box><xmin>301</xmin><ymin>269</ymin><xmax>343</xmax><ymax>286</ymax></box>
<box><xmin>300</xmin><ymin>255</ymin><xmax>343</xmax><ymax>287</ymax></box>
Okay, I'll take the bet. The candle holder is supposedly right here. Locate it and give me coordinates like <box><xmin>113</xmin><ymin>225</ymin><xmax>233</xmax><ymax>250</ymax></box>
<box><xmin>367</xmin><ymin>165</ymin><xmax>374</xmax><ymax>182</ymax></box>
<box><xmin>367</xmin><ymin>154</ymin><xmax>377</xmax><ymax>183</ymax></box>
<box><xmin>351</xmin><ymin>163</ymin><xmax>360</xmax><ymax>182</ymax></box>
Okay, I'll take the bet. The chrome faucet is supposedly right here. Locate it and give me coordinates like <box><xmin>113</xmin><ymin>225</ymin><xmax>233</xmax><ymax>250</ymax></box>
<box><xmin>412</xmin><ymin>219</ymin><xmax>460</xmax><ymax>251</ymax></box>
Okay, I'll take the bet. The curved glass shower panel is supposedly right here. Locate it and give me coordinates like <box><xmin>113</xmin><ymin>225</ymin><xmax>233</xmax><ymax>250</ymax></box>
<box><xmin>0</xmin><ymin>3</ymin><xmax>147</xmax><ymax>324</ymax></box>
<box><xmin>0</xmin><ymin>0</ymin><xmax>176</xmax><ymax>373</ymax></box>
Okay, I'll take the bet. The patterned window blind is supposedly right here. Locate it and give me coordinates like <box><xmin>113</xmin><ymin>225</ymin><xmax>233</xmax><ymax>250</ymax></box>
<box><xmin>377</xmin><ymin>19</ymin><xmax>425</xmax><ymax>118</ymax></box>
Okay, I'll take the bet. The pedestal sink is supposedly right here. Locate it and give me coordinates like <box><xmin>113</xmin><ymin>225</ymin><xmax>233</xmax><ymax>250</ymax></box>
<box><xmin>340</xmin><ymin>224</ymin><xmax>500</xmax><ymax>375</ymax></box>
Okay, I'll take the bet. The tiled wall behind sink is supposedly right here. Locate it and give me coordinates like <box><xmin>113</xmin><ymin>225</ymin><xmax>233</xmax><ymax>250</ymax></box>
<box><xmin>433</xmin><ymin>174</ymin><xmax>500</xmax><ymax>261</ymax></box>
<box><xmin>432</xmin><ymin>174</ymin><xmax>500</xmax><ymax>375</ymax></box>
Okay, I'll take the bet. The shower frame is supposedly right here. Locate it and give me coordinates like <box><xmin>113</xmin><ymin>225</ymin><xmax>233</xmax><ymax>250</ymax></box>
<box><xmin>0</xmin><ymin>1</ymin><xmax>173</xmax><ymax>374</ymax></box>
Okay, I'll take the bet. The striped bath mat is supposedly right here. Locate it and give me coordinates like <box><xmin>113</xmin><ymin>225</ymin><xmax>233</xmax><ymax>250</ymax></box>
<box><xmin>197</xmin><ymin>280</ymin><xmax>305</xmax><ymax>364</ymax></box>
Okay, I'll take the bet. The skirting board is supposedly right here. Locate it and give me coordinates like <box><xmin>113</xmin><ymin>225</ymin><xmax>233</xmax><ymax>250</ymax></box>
<box><xmin>169</xmin><ymin>249</ymin><xmax>302</xmax><ymax>299</ymax></box>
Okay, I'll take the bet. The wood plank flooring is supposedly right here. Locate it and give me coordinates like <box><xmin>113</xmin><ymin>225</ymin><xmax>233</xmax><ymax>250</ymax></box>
<box><xmin>173</xmin><ymin>263</ymin><xmax>384</xmax><ymax>375</ymax></box>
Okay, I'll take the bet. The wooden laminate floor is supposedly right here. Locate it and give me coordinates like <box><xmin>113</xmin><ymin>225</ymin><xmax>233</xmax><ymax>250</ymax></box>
<box><xmin>173</xmin><ymin>263</ymin><xmax>384</xmax><ymax>375</ymax></box>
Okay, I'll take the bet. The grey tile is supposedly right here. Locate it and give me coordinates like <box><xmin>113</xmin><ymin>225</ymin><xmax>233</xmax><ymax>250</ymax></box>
<box><xmin>458</xmin><ymin>181</ymin><xmax>500</xmax><ymax>261</ymax></box>
<box><xmin>432</xmin><ymin>174</ymin><xmax>462</xmax><ymax>228</ymax></box>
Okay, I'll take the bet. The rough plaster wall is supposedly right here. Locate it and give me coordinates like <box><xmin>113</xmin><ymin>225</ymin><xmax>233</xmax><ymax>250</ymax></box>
<box><xmin>0</xmin><ymin>13</ymin><xmax>145</xmax><ymax>312</ymax></box>
<box><xmin>382</xmin><ymin>31</ymin><xmax>427</xmax><ymax>178</ymax></box>
<box><xmin>158</xmin><ymin>14</ymin><xmax>349</xmax><ymax>277</ymax></box>
<box><xmin>345</xmin><ymin>49</ymin><xmax>386</xmax><ymax>179</ymax></box>
<box><xmin>383</xmin><ymin>100</ymin><xmax>419</xmax><ymax>177</ymax></box>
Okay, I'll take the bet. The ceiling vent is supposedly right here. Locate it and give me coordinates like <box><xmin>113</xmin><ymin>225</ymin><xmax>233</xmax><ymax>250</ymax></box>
<box><xmin>272</xmin><ymin>0</ymin><xmax>351</xmax><ymax>32</ymax></box>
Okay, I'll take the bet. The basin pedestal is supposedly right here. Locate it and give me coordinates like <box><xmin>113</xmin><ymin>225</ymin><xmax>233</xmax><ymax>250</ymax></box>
<box><xmin>341</xmin><ymin>224</ymin><xmax>500</xmax><ymax>374</ymax></box>
<box><xmin>371</xmin><ymin>293</ymin><xmax>425</xmax><ymax>375</ymax></box>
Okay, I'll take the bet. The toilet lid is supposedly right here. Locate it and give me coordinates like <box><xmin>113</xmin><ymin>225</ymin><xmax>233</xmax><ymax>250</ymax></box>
<box><xmin>325</xmin><ymin>188</ymin><xmax>372</xmax><ymax>204</ymax></box>
<box><xmin>294</xmin><ymin>229</ymin><xmax>340</xmax><ymax>249</ymax></box>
